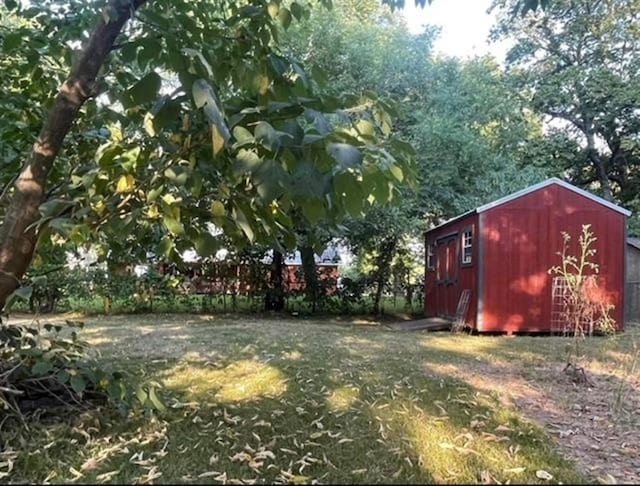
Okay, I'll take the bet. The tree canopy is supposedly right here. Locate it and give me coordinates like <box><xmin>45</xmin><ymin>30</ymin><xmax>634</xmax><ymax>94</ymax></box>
<box><xmin>493</xmin><ymin>0</ymin><xmax>640</xmax><ymax>210</ymax></box>
<box><xmin>0</xmin><ymin>0</ymin><xmax>415</xmax><ymax>309</ymax></box>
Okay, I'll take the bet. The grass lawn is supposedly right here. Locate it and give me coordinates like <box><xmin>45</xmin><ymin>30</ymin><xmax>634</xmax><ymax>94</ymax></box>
<box><xmin>2</xmin><ymin>313</ymin><xmax>639</xmax><ymax>484</ymax></box>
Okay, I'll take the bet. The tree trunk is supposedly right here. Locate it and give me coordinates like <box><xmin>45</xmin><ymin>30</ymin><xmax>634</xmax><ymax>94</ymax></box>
<box><xmin>0</xmin><ymin>0</ymin><xmax>146</xmax><ymax>311</ymax></box>
<box><xmin>405</xmin><ymin>282</ymin><xmax>414</xmax><ymax>310</ymax></box>
<box><xmin>265</xmin><ymin>250</ymin><xmax>285</xmax><ymax>311</ymax></box>
<box><xmin>585</xmin><ymin>121</ymin><xmax>613</xmax><ymax>201</ymax></box>
<box><xmin>372</xmin><ymin>237</ymin><xmax>397</xmax><ymax>315</ymax></box>
<box><xmin>300</xmin><ymin>244</ymin><xmax>319</xmax><ymax>313</ymax></box>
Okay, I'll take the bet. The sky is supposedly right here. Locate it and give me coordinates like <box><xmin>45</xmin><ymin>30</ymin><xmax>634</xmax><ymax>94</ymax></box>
<box><xmin>399</xmin><ymin>0</ymin><xmax>511</xmax><ymax>62</ymax></box>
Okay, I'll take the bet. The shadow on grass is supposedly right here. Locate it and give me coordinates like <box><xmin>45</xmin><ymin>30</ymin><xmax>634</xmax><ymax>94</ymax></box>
<box><xmin>2</xmin><ymin>316</ymin><xmax>591</xmax><ymax>485</ymax></box>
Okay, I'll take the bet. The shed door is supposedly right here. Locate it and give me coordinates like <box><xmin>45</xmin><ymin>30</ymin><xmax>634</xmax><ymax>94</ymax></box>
<box><xmin>435</xmin><ymin>234</ymin><xmax>458</xmax><ymax>317</ymax></box>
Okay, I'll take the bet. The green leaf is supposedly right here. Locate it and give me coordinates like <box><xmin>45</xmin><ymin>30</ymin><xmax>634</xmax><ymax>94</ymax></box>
<box><xmin>291</xmin><ymin>162</ymin><xmax>326</xmax><ymax>199</ymax></box>
<box><xmin>192</xmin><ymin>79</ymin><xmax>231</xmax><ymax>148</ymax></box>
<box><xmin>70</xmin><ymin>375</ymin><xmax>87</xmax><ymax>396</ymax></box>
<box><xmin>164</xmin><ymin>166</ymin><xmax>189</xmax><ymax>186</ymax></box>
<box><xmin>254</xmin><ymin>121</ymin><xmax>281</xmax><ymax>152</ymax></box>
<box><xmin>163</xmin><ymin>215</ymin><xmax>184</xmax><ymax>236</ymax></box>
<box><xmin>311</xmin><ymin>65</ymin><xmax>328</xmax><ymax>89</ymax></box>
<box><xmin>233</xmin><ymin>126</ymin><xmax>254</xmax><ymax>144</ymax></box>
<box><xmin>252</xmin><ymin>159</ymin><xmax>288</xmax><ymax>201</ymax></box>
<box><xmin>305</xmin><ymin>109</ymin><xmax>331</xmax><ymax>135</ymax></box>
<box><xmin>356</xmin><ymin>119</ymin><xmax>375</xmax><ymax>138</ymax></box>
<box><xmin>389</xmin><ymin>163</ymin><xmax>404</xmax><ymax>182</ymax></box>
<box><xmin>278</xmin><ymin>7</ymin><xmax>292</xmax><ymax>29</ymax></box>
<box><xmin>126</xmin><ymin>72</ymin><xmax>161</xmax><ymax>107</ymax></box>
<box><xmin>147</xmin><ymin>185</ymin><xmax>164</xmax><ymax>202</ymax></box>
<box><xmin>233</xmin><ymin>205</ymin><xmax>255</xmax><ymax>242</ymax></box>
<box><xmin>234</xmin><ymin>149</ymin><xmax>262</xmax><ymax>176</ymax></box>
<box><xmin>157</xmin><ymin>236</ymin><xmax>174</xmax><ymax>258</ymax></box>
<box><xmin>32</xmin><ymin>360</ymin><xmax>53</xmax><ymax>376</ymax></box>
<box><xmin>290</xmin><ymin>2</ymin><xmax>304</xmax><ymax>20</ymax></box>
<box><xmin>56</xmin><ymin>370</ymin><xmax>70</xmax><ymax>385</ymax></box>
<box><xmin>148</xmin><ymin>387</ymin><xmax>166</xmax><ymax>412</ymax></box>
<box><xmin>39</xmin><ymin>199</ymin><xmax>75</xmax><ymax>218</ymax></box>
<box><xmin>192</xmin><ymin>78</ymin><xmax>218</xmax><ymax>109</ymax></box>
<box><xmin>300</xmin><ymin>199</ymin><xmax>324</xmax><ymax>224</ymax></box>
<box><xmin>2</xmin><ymin>32</ymin><xmax>21</xmax><ymax>52</ymax></box>
<box><xmin>107</xmin><ymin>380</ymin><xmax>124</xmax><ymax>401</ymax></box>
<box><xmin>194</xmin><ymin>232</ymin><xmax>219</xmax><ymax>257</ymax></box>
<box><xmin>334</xmin><ymin>172</ymin><xmax>364</xmax><ymax>217</ymax></box>
<box><xmin>151</xmin><ymin>98</ymin><xmax>180</xmax><ymax>132</ymax></box>
<box><xmin>182</xmin><ymin>48</ymin><xmax>213</xmax><ymax>78</ymax></box>
<box><xmin>328</xmin><ymin>143</ymin><xmax>363</xmax><ymax>171</ymax></box>
<box><xmin>135</xmin><ymin>385</ymin><xmax>148</xmax><ymax>405</ymax></box>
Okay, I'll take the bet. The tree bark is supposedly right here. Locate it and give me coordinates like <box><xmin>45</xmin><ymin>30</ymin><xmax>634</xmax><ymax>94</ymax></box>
<box><xmin>0</xmin><ymin>0</ymin><xmax>147</xmax><ymax>310</ymax></box>
<box><xmin>265</xmin><ymin>250</ymin><xmax>285</xmax><ymax>311</ymax></box>
<box><xmin>300</xmin><ymin>244</ymin><xmax>319</xmax><ymax>313</ymax></box>
<box><xmin>584</xmin><ymin>121</ymin><xmax>613</xmax><ymax>201</ymax></box>
<box><xmin>372</xmin><ymin>237</ymin><xmax>397</xmax><ymax>315</ymax></box>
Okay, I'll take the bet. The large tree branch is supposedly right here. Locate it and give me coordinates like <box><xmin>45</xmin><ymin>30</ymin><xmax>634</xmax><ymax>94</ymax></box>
<box><xmin>582</xmin><ymin>119</ymin><xmax>613</xmax><ymax>201</ymax></box>
<box><xmin>0</xmin><ymin>0</ymin><xmax>148</xmax><ymax>309</ymax></box>
<box><xmin>545</xmin><ymin>108</ymin><xmax>585</xmax><ymax>131</ymax></box>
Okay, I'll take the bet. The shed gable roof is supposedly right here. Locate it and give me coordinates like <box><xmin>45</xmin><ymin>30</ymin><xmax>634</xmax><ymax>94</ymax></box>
<box><xmin>426</xmin><ymin>178</ymin><xmax>631</xmax><ymax>235</ymax></box>
<box><xmin>475</xmin><ymin>178</ymin><xmax>631</xmax><ymax>216</ymax></box>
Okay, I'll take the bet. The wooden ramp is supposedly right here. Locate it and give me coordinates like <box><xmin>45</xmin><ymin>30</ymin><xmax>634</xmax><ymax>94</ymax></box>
<box><xmin>385</xmin><ymin>317</ymin><xmax>452</xmax><ymax>332</ymax></box>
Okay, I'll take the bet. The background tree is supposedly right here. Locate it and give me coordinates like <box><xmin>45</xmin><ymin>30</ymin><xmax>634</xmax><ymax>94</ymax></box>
<box><xmin>283</xmin><ymin>0</ymin><xmax>552</xmax><ymax>312</ymax></box>
<box><xmin>492</xmin><ymin>0</ymin><xmax>640</xmax><ymax>212</ymax></box>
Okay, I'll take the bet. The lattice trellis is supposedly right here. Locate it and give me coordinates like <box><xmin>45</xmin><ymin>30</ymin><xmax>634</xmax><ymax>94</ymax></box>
<box><xmin>550</xmin><ymin>276</ymin><xmax>598</xmax><ymax>336</ymax></box>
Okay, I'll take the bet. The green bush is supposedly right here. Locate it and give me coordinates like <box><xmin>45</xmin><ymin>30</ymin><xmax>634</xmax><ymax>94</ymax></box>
<box><xmin>0</xmin><ymin>318</ymin><xmax>164</xmax><ymax>416</ymax></box>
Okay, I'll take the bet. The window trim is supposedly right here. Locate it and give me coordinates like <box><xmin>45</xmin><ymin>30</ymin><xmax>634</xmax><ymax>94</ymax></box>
<box><xmin>461</xmin><ymin>226</ymin><xmax>473</xmax><ymax>266</ymax></box>
<box><xmin>427</xmin><ymin>241</ymin><xmax>436</xmax><ymax>271</ymax></box>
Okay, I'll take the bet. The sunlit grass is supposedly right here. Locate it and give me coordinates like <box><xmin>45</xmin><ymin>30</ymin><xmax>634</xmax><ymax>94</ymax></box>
<box><xmin>163</xmin><ymin>360</ymin><xmax>288</xmax><ymax>402</ymax></box>
<box><xmin>4</xmin><ymin>314</ymin><xmax>631</xmax><ymax>484</ymax></box>
<box><xmin>326</xmin><ymin>385</ymin><xmax>360</xmax><ymax>411</ymax></box>
<box><xmin>376</xmin><ymin>394</ymin><xmax>579</xmax><ymax>484</ymax></box>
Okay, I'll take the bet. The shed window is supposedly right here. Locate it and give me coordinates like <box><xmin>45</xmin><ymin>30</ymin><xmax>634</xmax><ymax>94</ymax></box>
<box><xmin>427</xmin><ymin>242</ymin><xmax>435</xmax><ymax>270</ymax></box>
<box><xmin>461</xmin><ymin>228</ymin><xmax>473</xmax><ymax>265</ymax></box>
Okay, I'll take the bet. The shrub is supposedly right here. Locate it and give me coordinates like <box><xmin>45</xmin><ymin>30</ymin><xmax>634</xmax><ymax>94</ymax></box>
<box><xmin>0</xmin><ymin>317</ymin><xmax>164</xmax><ymax>417</ymax></box>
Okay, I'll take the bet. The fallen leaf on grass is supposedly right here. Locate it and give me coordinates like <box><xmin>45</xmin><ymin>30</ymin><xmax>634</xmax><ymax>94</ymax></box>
<box><xmin>597</xmin><ymin>473</ymin><xmax>617</xmax><ymax>484</ymax></box>
<box><xmin>536</xmin><ymin>470</ymin><xmax>554</xmax><ymax>480</ymax></box>
<box><xmin>198</xmin><ymin>471</ymin><xmax>222</xmax><ymax>478</ymax></box>
<box><xmin>503</xmin><ymin>467</ymin><xmax>526</xmax><ymax>474</ymax></box>
<box><xmin>96</xmin><ymin>470</ymin><xmax>121</xmax><ymax>482</ymax></box>
<box><xmin>68</xmin><ymin>467</ymin><xmax>84</xmax><ymax>483</ymax></box>
<box><xmin>81</xmin><ymin>458</ymin><xmax>100</xmax><ymax>471</ymax></box>
<box><xmin>480</xmin><ymin>470</ymin><xmax>501</xmax><ymax>484</ymax></box>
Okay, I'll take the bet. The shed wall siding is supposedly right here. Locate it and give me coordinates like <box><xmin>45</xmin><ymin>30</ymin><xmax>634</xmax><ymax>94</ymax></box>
<box><xmin>480</xmin><ymin>184</ymin><xmax>625</xmax><ymax>332</ymax></box>
<box><xmin>424</xmin><ymin>214</ymin><xmax>479</xmax><ymax>327</ymax></box>
<box><xmin>626</xmin><ymin>245</ymin><xmax>640</xmax><ymax>322</ymax></box>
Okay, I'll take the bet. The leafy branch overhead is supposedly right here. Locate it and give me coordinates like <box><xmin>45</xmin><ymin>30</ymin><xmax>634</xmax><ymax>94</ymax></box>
<box><xmin>0</xmin><ymin>0</ymin><xmax>414</xmax><ymax>309</ymax></box>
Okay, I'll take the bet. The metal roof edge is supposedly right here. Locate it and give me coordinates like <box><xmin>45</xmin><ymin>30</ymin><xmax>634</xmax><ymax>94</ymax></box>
<box><xmin>628</xmin><ymin>237</ymin><xmax>640</xmax><ymax>251</ymax></box>
<box><xmin>475</xmin><ymin>177</ymin><xmax>632</xmax><ymax>217</ymax></box>
<box><xmin>424</xmin><ymin>208</ymin><xmax>478</xmax><ymax>235</ymax></box>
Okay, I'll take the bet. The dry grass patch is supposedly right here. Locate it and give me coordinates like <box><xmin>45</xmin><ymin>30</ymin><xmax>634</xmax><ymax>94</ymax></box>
<box><xmin>6</xmin><ymin>314</ymin><xmax>636</xmax><ymax>483</ymax></box>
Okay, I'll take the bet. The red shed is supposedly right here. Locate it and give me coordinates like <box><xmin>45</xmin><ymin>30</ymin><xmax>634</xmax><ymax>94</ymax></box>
<box><xmin>424</xmin><ymin>178</ymin><xmax>630</xmax><ymax>333</ymax></box>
